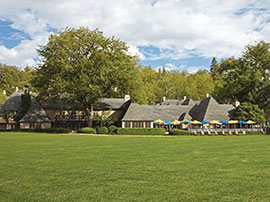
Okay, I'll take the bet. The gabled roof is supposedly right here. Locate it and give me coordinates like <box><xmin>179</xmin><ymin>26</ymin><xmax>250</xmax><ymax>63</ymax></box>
<box><xmin>179</xmin><ymin>112</ymin><xmax>193</xmax><ymax>120</ymax></box>
<box><xmin>41</xmin><ymin>98</ymin><xmax>129</xmax><ymax>110</ymax></box>
<box><xmin>96</xmin><ymin>98</ymin><xmax>129</xmax><ymax>110</ymax></box>
<box><xmin>0</xmin><ymin>91</ymin><xmax>24</xmax><ymax>114</ymax></box>
<box><xmin>161</xmin><ymin>100</ymin><xmax>183</xmax><ymax>105</ymax></box>
<box><xmin>190</xmin><ymin>97</ymin><xmax>235</xmax><ymax>121</ymax></box>
<box><xmin>20</xmin><ymin>97</ymin><xmax>51</xmax><ymax>123</ymax></box>
<box><xmin>122</xmin><ymin>103</ymin><xmax>193</xmax><ymax>122</ymax></box>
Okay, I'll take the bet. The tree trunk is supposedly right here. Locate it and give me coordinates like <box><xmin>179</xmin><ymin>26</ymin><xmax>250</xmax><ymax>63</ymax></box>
<box><xmin>86</xmin><ymin>105</ymin><xmax>94</xmax><ymax>127</ymax></box>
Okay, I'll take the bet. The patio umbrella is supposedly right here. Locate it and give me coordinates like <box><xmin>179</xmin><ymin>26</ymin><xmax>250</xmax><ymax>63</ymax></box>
<box><xmin>201</xmin><ymin>120</ymin><xmax>209</xmax><ymax>124</ymax></box>
<box><xmin>162</xmin><ymin>121</ymin><xmax>171</xmax><ymax>125</ymax></box>
<box><xmin>153</xmin><ymin>119</ymin><xmax>163</xmax><ymax>123</ymax></box>
<box><xmin>246</xmin><ymin>120</ymin><xmax>255</xmax><ymax>124</ymax></box>
<box><xmin>229</xmin><ymin>120</ymin><xmax>238</xmax><ymax>124</ymax></box>
<box><xmin>238</xmin><ymin>120</ymin><xmax>246</xmax><ymax>128</ymax></box>
<box><xmin>191</xmin><ymin>120</ymin><xmax>202</xmax><ymax>124</ymax></box>
<box><xmin>229</xmin><ymin>120</ymin><xmax>238</xmax><ymax>129</ymax></box>
<box><xmin>181</xmin><ymin>120</ymin><xmax>191</xmax><ymax>124</ymax></box>
<box><xmin>210</xmin><ymin>120</ymin><xmax>221</xmax><ymax>129</ymax></box>
<box><xmin>210</xmin><ymin>120</ymin><xmax>221</xmax><ymax>124</ymax></box>
<box><xmin>219</xmin><ymin>120</ymin><xmax>229</xmax><ymax>129</ymax></box>
<box><xmin>171</xmin><ymin>120</ymin><xmax>181</xmax><ymax>125</ymax></box>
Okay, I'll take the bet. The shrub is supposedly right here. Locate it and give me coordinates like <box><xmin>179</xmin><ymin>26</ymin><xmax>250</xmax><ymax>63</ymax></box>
<box><xmin>246</xmin><ymin>131</ymin><xmax>264</xmax><ymax>135</ymax></box>
<box><xmin>169</xmin><ymin>129</ymin><xmax>193</xmax><ymax>136</ymax></box>
<box><xmin>32</xmin><ymin>128</ymin><xmax>71</xmax><ymax>133</ymax></box>
<box><xmin>117</xmin><ymin>128</ymin><xmax>166</xmax><ymax>135</ymax></box>
<box><xmin>232</xmin><ymin>131</ymin><xmax>237</xmax><ymax>135</ymax></box>
<box><xmin>97</xmin><ymin>127</ymin><xmax>109</xmax><ymax>134</ymax></box>
<box><xmin>77</xmin><ymin>127</ymin><xmax>96</xmax><ymax>134</ymax></box>
<box><xmin>217</xmin><ymin>131</ymin><xmax>223</xmax><ymax>135</ymax></box>
<box><xmin>108</xmin><ymin>125</ymin><xmax>118</xmax><ymax>134</ymax></box>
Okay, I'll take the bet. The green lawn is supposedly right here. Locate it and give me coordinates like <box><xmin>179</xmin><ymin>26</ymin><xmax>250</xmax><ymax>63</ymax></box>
<box><xmin>1</xmin><ymin>132</ymin><xmax>270</xmax><ymax>201</ymax></box>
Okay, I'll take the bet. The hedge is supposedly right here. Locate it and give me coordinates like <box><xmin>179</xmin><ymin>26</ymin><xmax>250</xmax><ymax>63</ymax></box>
<box><xmin>108</xmin><ymin>125</ymin><xmax>118</xmax><ymax>134</ymax></box>
<box><xmin>77</xmin><ymin>127</ymin><xmax>96</xmax><ymax>134</ymax></box>
<box><xmin>97</xmin><ymin>127</ymin><xmax>109</xmax><ymax>134</ymax></box>
<box><xmin>32</xmin><ymin>128</ymin><xmax>71</xmax><ymax>133</ymax></box>
<box><xmin>169</xmin><ymin>129</ymin><xmax>193</xmax><ymax>135</ymax></box>
<box><xmin>117</xmin><ymin>128</ymin><xmax>166</xmax><ymax>135</ymax></box>
<box><xmin>246</xmin><ymin>131</ymin><xmax>264</xmax><ymax>135</ymax></box>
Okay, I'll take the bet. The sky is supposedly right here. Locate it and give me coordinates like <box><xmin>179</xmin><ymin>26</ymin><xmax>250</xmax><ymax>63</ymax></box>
<box><xmin>0</xmin><ymin>0</ymin><xmax>270</xmax><ymax>73</ymax></box>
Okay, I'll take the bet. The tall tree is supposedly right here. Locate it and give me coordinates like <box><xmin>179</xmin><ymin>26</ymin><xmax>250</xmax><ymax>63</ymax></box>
<box><xmin>210</xmin><ymin>57</ymin><xmax>219</xmax><ymax>81</ymax></box>
<box><xmin>213</xmin><ymin>41</ymin><xmax>270</xmax><ymax>117</ymax></box>
<box><xmin>233</xmin><ymin>102</ymin><xmax>265</xmax><ymax>123</ymax></box>
<box><xmin>32</xmin><ymin>27</ymin><xmax>139</xmax><ymax>127</ymax></box>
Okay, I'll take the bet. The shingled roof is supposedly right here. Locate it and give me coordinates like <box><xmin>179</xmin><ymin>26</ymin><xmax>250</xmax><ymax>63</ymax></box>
<box><xmin>96</xmin><ymin>98</ymin><xmax>129</xmax><ymax>110</ymax></box>
<box><xmin>0</xmin><ymin>91</ymin><xmax>24</xmax><ymax>114</ymax></box>
<box><xmin>189</xmin><ymin>97</ymin><xmax>235</xmax><ymax>121</ymax></box>
<box><xmin>41</xmin><ymin>98</ymin><xmax>129</xmax><ymax>110</ymax></box>
<box><xmin>122</xmin><ymin>103</ymin><xmax>194</xmax><ymax>122</ymax></box>
<box><xmin>20</xmin><ymin>97</ymin><xmax>51</xmax><ymax>123</ymax></box>
<box><xmin>122</xmin><ymin>97</ymin><xmax>235</xmax><ymax>122</ymax></box>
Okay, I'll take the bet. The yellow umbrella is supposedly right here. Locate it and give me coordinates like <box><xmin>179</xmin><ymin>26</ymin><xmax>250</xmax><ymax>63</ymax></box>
<box><xmin>191</xmin><ymin>120</ymin><xmax>202</xmax><ymax>124</ymax></box>
<box><xmin>229</xmin><ymin>120</ymin><xmax>238</xmax><ymax>124</ymax></box>
<box><xmin>210</xmin><ymin>120</ymin><xmax>221</xmax><ymax>124</ymax></box>
<box><xmin>171</xmin><ymin>120</ymin><xmax>181</xmax><ymax>125</ymax></box>
<box><xmin>246</xmin><ymin>120</ymin><xmax>255</xmax><ymax>124</ymax></box>
<box><xmin>153</xmin><ymin>119</ymin><xmax>163</xmax><ymax>123</ymax></box>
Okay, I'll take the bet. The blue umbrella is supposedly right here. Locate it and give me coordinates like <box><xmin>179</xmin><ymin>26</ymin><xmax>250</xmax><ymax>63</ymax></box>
<box><xmin>181</xmin><ymin>120</ymin><xmax>190</xmax><ymax>124</ymax></box>
<box><xmin>238</xmin><ymin>120</ymin><xmax>246</xmax><ymax>128</ymax></box>
<box><xmin>162</xmin><ymin>121</ymin><xmax>171</xmax><ymax>125</ymax></box>
<box><xmin>219</xmin><ymin>120</ymin><xmax>229</xmax><ymax>124</ymax></box>
<box><xmin>201</xmin><ymin>120</ymin><xmax>209</xmax><ymax>124</ymax></box>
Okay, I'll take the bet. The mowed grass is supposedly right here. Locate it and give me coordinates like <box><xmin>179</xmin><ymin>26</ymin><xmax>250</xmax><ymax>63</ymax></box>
<box><xmin>1</xmin><ymin>133</ymin><xmax>270</xmax><ymax>201</ymax></box>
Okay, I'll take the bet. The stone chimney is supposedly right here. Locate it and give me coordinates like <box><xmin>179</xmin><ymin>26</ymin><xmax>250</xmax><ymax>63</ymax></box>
<box><xmin>163</xmin><ymin>96</ymin><xmax>166</xmax><ymax>102</ymax></box>
<box><xmin>23</xmin><ymin>85</ymin><xmax>29</xmax><ymax>93</ymax></box>
<box><xmin>233</xmin><ymin>100</ymin><xmax>240</xmax><ymax>107</ymax></box>
<box><xmin>124</xmin><ymin>94</ymin><xmax>130</xmax><ymax>102</ymax></box>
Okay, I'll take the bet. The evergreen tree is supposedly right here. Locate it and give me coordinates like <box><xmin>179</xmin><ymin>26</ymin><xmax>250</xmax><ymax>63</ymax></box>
<box><xmin>210</xmin><ymin>57</ymin><xmax>219</xmax><ymax>80</ymax></box>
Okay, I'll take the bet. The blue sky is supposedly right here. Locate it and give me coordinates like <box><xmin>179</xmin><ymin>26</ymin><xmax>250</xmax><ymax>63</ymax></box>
<box><xmin>0</xmin><ymin>0</ymin><xmax>270</xmax><ymax>73</ymax></box>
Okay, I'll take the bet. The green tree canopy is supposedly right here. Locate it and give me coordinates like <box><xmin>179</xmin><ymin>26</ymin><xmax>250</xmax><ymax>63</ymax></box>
<box><xmin>212</xmin><ymin>41</ymin><xmax>270</xmax><ymax>118</ymax></box>
<box><xmin>0</xmin><ymin>64</ymin><xmax>34</xmax><ymax>95</ymax></box>
<box><xmin>233</xmin><ymin>102</ymin><xmax>265</xmax><ymax>123</ymax></box>
<box><xmin>31</xmin><ymin>27</ymin><xmax>139</xmax><ymax>126</ymax></box>
<box><xmin>0</xmin><ymin>89</ymin><xmax>7</xmax><ymax>106</ymax></box>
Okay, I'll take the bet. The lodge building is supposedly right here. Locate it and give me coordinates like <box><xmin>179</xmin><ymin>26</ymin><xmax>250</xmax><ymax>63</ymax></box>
<box><xmin>0</xmin><ymin>89</ymin><xmax>236</xmax><ymax>130</ymax></box>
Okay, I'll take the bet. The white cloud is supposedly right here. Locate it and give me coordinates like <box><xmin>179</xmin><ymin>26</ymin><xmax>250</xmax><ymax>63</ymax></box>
<box><xmin>0</xmin><ymin>34</ymin><xmax>48</xmax><ymax>67</ymax></box>
<box><xmin>156</xmin><ymin>63</ymin><xmax>185</xmax><ymax>71</ymax></box>
<box><xmin>127</xmin><ymin>45</ymin><xmax>145</xmax><ymax>60</ymax></box>
<box><xmin>0</xmin><ymin>0</ymin><xmax>270</xmax><ymax>67</ymax></box>
<box><xmin>186</xmin><ymin>66</ymin><xmax>202</xmax><ymax>74</ymax></box>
